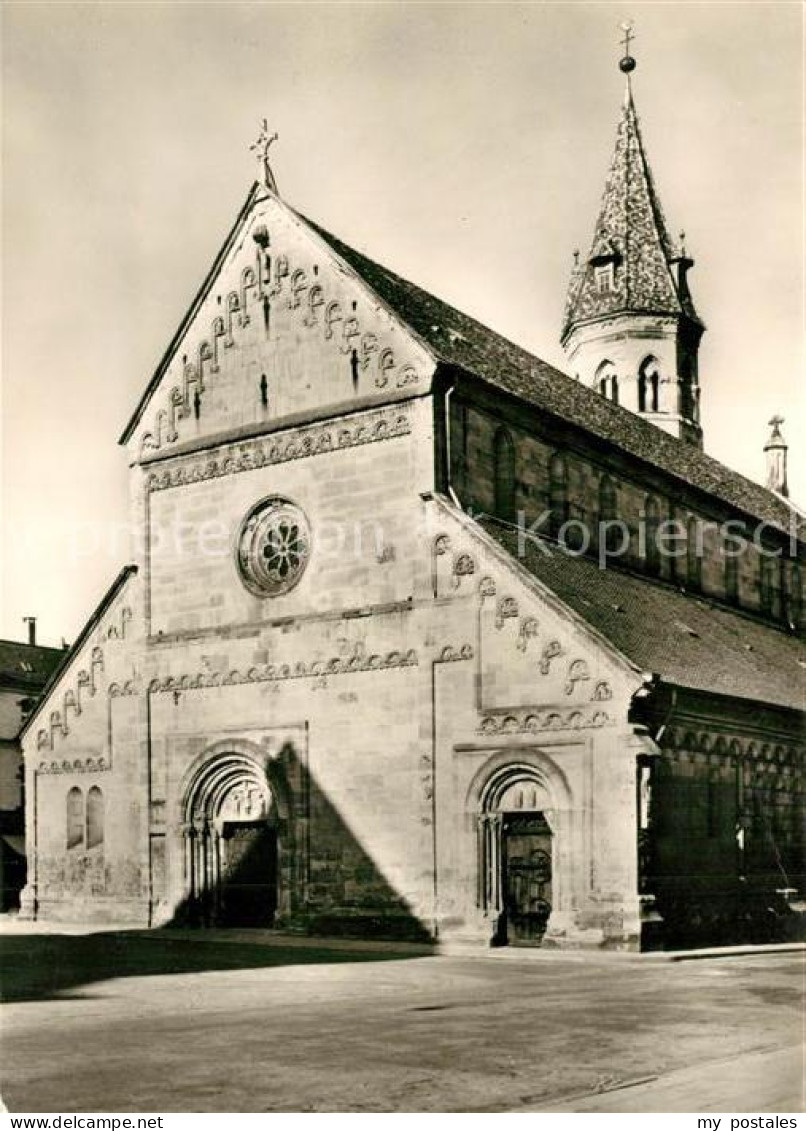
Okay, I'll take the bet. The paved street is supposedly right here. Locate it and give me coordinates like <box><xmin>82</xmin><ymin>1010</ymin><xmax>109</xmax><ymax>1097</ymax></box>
<box><xmin>0</xmin><ymin>924</ymin><xmax>803</xmax><ymax>1113</ymax></box>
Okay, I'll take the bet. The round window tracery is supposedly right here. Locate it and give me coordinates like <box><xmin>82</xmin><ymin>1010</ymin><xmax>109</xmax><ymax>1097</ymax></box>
<box><xmin>237</xmin><ymin>497</ymin><xmax>311</xmax><ymax>597</ymax></box>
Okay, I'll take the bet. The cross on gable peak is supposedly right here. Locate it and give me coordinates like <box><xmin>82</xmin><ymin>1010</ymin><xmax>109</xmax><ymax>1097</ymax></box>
<box><xmin>251</xmin><ymin>119</ymin><xmax>280</xmax><ymax>195</ymax></box>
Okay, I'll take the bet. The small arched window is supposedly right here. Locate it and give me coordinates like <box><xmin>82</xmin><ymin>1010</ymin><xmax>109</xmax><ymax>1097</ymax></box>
<box><xmin>493</xmin><ymin>427</ymin><xmax>516</xmax><ymax>522</ymax></box>
<box><xmin>598</xmin><ymin>474</ymin><xmax>622</xmax><ymax>554</ymax></box>
<box><xmin>644</xmin><ymin>495</ymin><xmax>661</xmax><ymax>576</ymax></box>
<box><xmin>86</xmin><ymin>785</ymin><xmax>104</xmax><ymax>850</ymax></box>
<box><xmin>599</xmin><ymin>475</ymin><xmax>617</xmax><ymax>524</ymax></box>
<box><xmin>595</xmin><ymin>361</ymin><xmax>619</xmax><ymax>405</ymax></box>
<box><xmin>785</xmin><ymin>560</ymin><xmax>803</xmax><ymax>628</ymax></box>
<box><xmin>687</xmin><ymin>516</ymin><xmax>703</xmax><ymax>590</ymax></box>
<box><xmin>639</xmin><ymin>357</ymin><xmax>660</xmax><ymax>413</ymax></box>
<box><xmin>67</xmin><ymin>787</ymin><xmax>84</xmax><ymax>850</ymax></box>
<box><xmin>759</xmin><ymin>554</ymin><xmax>775</xmax><ymax>616</ymax></box>
<box><xmin>548</xmin><ymin>452</ymin><xmax>569</xmax><ymax>535</ymax></box>
<box><xmin>724</xmin><ymin>534</ymin><xmax>740</xmax><ymax>605</ymax></box>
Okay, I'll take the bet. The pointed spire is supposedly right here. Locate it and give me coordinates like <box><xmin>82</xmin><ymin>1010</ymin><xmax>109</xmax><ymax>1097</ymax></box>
<box><xmin>562</xmin><ymin>34</ymin><xmax>701</xmax><ymax>340</ymax></box>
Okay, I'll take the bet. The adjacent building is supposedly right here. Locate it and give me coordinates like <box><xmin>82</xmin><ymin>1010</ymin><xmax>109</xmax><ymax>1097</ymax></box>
<box><xmin>0</xmin><ymin>626</ymin><xmax>64</xmax><ymax>909</ymax></box>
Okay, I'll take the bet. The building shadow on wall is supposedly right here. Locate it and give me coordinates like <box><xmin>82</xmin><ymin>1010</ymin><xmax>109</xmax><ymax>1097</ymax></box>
<box><xmin>0</xmin><ymin>929</ymin><xmax>427</xmax><ymax>1004</ymax></box>
<box><xmin>166</xmin><ymin>740</ymin><xmax>435</xmax><ymax>946</ymax></box>
<box><xmin>5</xmin><ymin>740</ymin><xmax>439</xmax><ymax>1002</ymax></box>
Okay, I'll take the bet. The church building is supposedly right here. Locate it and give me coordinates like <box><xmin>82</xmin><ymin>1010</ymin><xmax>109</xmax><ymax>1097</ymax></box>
<box><xmin>20</xmin><ymin>45</ymin><xmax>804</xmax><ymax>949</ymax></box>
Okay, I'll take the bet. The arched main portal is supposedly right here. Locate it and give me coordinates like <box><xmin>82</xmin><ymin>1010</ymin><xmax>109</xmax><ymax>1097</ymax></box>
<box><xmin>474</xmin><ymin>757</ymin><xmax>569</xmax><ymax>947</ymax></box>
<box><xmin>181</xmin><ymin>748</ymin><xmax>285</xmax><ymax>927</ymax></box>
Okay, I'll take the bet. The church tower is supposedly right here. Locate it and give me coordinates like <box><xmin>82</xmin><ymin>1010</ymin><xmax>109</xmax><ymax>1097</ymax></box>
<box><xmin>561</xmin><ymin>30</ymin><xmax>704</xmax><ymax>447</ymax></box>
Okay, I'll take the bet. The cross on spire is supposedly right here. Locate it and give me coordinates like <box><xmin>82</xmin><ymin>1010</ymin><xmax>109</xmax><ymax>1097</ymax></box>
<box><xmin>619</xmin><ymin>20</ymin><xmax>636</xmax><ymax>74</ymax></box>
<box><xmin>251</xmin><ymin>120</ymin><xmax>279</xmax><ymax>194</ymax></box>
<box><xmin>765</xmin><ymin>415</ymin><xmax>786</xmax><ymax>449</ymax></box>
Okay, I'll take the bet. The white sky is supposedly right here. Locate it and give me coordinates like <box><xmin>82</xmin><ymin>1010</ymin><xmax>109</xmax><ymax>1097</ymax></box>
<box><xmin>1</xmin><ymin>1</ymin><xmax>803</xmax><ymax>647</ymax></box>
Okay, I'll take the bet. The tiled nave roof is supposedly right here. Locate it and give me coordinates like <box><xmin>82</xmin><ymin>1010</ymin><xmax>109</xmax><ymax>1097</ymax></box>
<box><xmin>480</xmin><ymin>516</ymin><xmax>805</xmax><ymax>713</ymax></box>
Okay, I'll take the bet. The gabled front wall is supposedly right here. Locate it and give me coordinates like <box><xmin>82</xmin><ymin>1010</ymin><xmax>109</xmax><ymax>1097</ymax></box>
<box><xmin>21</xmin><ymin>574</ymin><xmax>147</xmax><ymax>922</ymax></box>
<box><xmin>127</xmin><ymin>190</ymin><xmax>435</xmax><ymax>464</ymax></box>
<box><xmin>422</xmin><ymin>502</ymin><xmax>649</xmax><ymax>946</ymax></box>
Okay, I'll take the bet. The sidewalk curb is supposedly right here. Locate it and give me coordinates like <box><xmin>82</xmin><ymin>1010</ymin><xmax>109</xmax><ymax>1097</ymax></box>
<box><xmin>3</xmin><ymin>915</ymin><xmax>802</xmax><ymax>962</ymax></box>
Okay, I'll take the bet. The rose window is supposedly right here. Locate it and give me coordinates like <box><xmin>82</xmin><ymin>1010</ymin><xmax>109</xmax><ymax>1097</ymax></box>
<box><xmin>237</xmin><ymin>497</ymin><xmax>311</xmax><ymax>597</ymax></box>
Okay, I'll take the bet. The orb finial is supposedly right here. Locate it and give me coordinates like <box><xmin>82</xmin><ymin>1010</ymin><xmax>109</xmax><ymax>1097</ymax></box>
<box><xmin>250</xmin><ymin>119</ymin><xmax>280</xmax><ymax>195</ymax></box>
<box><xmin>619</xmin><ymin>20</ymin><xmax>636</xmax><ymax>74</ymax></box>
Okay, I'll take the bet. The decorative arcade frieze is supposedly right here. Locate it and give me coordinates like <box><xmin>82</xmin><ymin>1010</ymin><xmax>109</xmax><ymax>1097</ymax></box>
<box><xmin>145</xmin><ymin>406</ymin><xmax>413</xmax><ymax>492</ymax></box>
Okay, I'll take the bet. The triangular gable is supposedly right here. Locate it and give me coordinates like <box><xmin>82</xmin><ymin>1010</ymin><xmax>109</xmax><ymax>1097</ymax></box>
<box><xmin>428</xmin><ymin>495</ymin><xmax>646</xmax><ymax>719</ymax></box>
<box><xmin>19</xmin><ymin>566</ymin><xmax>139</xmax><ymax>749</ymax></box>
<box><xmin>121</xmin><ymin>185</ymin><xmax>436</xmax><ymax>460</ymax></box>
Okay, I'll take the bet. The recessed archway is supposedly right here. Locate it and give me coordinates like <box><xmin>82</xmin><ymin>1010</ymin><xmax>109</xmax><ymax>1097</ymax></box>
<box><xmin>469</xmin><ymin>751</ymin><xmax>573</xmax><ymax>947</ymax></box>
<box><xmin>178</xmin><ymin>742</ymin><xmax>291</xmax><ymax>928</ymax></box>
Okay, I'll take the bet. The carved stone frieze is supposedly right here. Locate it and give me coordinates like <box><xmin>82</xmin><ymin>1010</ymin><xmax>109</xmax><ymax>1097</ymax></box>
<box><xmin>592</xmin><ymin>680</ymin><xmax>613</xmax><ymax>701</ymax></box>
<box><xmin>147</xmin><ymin>647</ymin><xmax>419</xmax><ymax>696</ymax></box>
<box><xmin>495</xmin><ymin>597</ymin><xmax>519</xmax><ymax>628</ymax></box>
<box><xmin>452</xmin><ymin>554</ymin><xmax>476</xmax><ymax>588</ymax></box>
<box><xmin>478</xmin><ymin>576</ymin><xmax>496</xmax><ymax>598</ymax></box>
<box><xmin>661</xmin><ymin>725</ymin><xmax>803</xmax><ymax>772</ymax></box>
<box><xmin>565</xmin><ymin>658</ymin><xmax>591</xmax><ymax>695</ymax></box>
<box><xmin>516</xmin><ymin>617</ymin><xmax>539</xmax><ymax>652</ymax></box>
<box><xmin>37</xmin><ymin>756</ymin><xmax>109</xmax><ymax>776</ymax></box>
<box><xmin>139</xmin><ymin>232</ymin><xmax>423</xmax><ymax>455</ymax></box>
<box><xmin>146</xmin><ymin>407</ymin><xmax>412</xmax><ymax>492</ymax></box>
<box><xmin>477</xmin><ymin>707</ymin><xmax>611</xmax><ymax>736</ymax></box>
<box><xmin>437</xmin><ymin>644</ymin><xmax>474</xmax><ymax>663</ymax></box>
<box><xmin>538</xmin><ymin>640</ymin><xmax>565</xmax><ymax>675</ymax></box>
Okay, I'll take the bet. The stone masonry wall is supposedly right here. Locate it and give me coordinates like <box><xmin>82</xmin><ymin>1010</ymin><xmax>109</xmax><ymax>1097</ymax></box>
<box><xmin>451</xmin><ymin>395</ymin><xmax>799</xmax><ymax>624</ymax></box>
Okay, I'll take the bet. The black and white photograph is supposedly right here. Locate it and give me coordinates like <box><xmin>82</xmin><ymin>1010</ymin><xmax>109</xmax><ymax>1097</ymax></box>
<box><xmin>1</xmin><ymin>0</ymin><xmax>803</xmax><ymax>1118</ymax></box>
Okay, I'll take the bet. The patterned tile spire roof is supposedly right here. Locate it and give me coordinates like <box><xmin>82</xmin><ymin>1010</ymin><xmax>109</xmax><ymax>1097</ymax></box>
<box><xmin>562</xmin><ymin>76</ymin><xmax>701</xmax><ymax>338</ymax></box>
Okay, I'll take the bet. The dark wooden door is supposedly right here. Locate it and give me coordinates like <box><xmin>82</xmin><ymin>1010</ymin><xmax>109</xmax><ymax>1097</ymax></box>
<box><xmin>219</xmin><ymin>821</ymin><xmax>277</xmax><ymax>927</ymax></box>
<box><xmin>503</xmin><ymin>812</ymin><xmax>553</xmax><ymax>945</ymax></box>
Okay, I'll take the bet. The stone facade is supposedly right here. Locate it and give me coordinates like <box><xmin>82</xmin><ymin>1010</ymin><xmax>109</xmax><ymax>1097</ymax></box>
<box><xmin>19</xmin><ymin>107</ymin><xmax>805</xmax><ymax>949</ymax></box>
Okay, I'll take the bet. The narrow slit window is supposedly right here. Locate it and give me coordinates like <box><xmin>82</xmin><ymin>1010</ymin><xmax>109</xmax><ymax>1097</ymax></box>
<box><xmin>67</xmin><ymin>787</ymin><xmax>84</xmax><ymax>850</ymax></box>
<box><xmin>493</xmin><ymin>427</ymin><xmax>516</xmax><ymax>522</ymax></box>
<box><xmin>86</xmin><ymin>785</ymin><xmax>104</xmax><ymax>850</ymax></box>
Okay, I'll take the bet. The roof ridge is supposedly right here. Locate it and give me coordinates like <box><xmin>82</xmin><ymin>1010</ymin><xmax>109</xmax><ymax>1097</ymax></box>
<box><xmin>0</xmin><ymin>639</ymin><xmax>65</xmax><ymax>652</ymax></box>
<box><xmin>302</xmin><ymin>214</ymin><xmax>796</xmax><ymax>535</ymax></box>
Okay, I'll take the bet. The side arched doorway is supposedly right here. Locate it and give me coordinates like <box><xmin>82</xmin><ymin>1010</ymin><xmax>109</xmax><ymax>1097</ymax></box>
<box><xmin>181</xmin><ymin>748</ymin><xmax>285</xmax><ymax>928</ymax></box>
<box><xmin>476</xmin><ymin>762</ymin><xmax>564</xmax><ymax>947</ymax></box>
